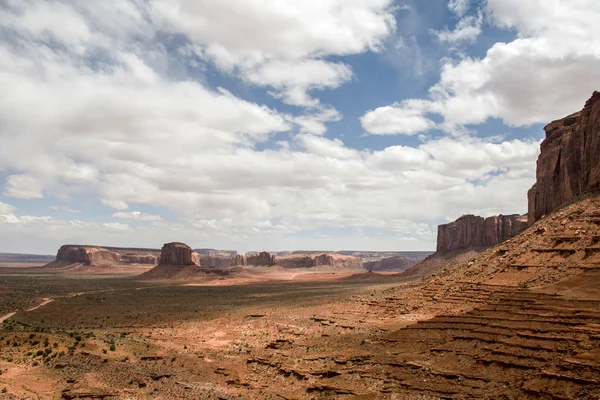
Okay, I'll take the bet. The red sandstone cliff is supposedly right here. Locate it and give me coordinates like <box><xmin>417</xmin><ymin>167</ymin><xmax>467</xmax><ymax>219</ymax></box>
<box><xmin>55</xmin><ymin>245</ymin><xmax>159</xmax><ymax>266</ymax></box>
<box><xmin>275</xmin><ymin>253</ymin><xmax>363</xmax><ymax>270</ymax></box>
<box><xmin>158</xmin><ymin>242</ymin><xmax>199</xmax><ymax>265</ymax></box>
<box><xmin>246</xmin><ymin>251</ymin><xmax>276</xmax><ymax>266</ymax></box>
<box><xmin>436</xmin><ymin>214</ymin><xmax>528</xmax><ymax>252</ymax></box>
<box><xmin>528</xmin><ymin>91</ymin><xmax>600</xmax><ymax>224</ymax></box>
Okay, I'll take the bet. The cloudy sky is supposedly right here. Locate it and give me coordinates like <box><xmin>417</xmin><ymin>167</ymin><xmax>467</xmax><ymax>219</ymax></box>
<box><xmin>0</xmin><ymin>0</ymin><xmax>598</xmax><ymax>254</ymax></box>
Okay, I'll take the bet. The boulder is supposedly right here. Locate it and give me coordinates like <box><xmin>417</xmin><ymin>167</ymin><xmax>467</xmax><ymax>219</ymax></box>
<box><xmin>528</xmin><ymin>91</ymin><xmax>600</xmax><ymax>224</ymax></box>
<box><xmin>159</xmin><ymin>242</ymin><xmax>199</xmax><ymax>266</ymax></box>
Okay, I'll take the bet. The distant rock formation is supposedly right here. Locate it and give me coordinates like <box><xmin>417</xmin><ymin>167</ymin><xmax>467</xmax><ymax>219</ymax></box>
<box><xmin>528</xmin><ymin>91</ymin><xmax>600</xmax><ymax>224</ymax></box>
<box><xmin>246</xmin><ymin>251</ymin><xmax>276</xmax><ymax>266</ymax></box>
<box><xmin>159</xmin><ymin>242</ymin><xmax>199</xmax><ymax>265</ymax></box>
<box><xmin>437</xmin><ymin>214</ymin><xmax>528</xmax><ymax>252</ymax></box>
<box><xmin>55</xmin><ymin>245</ymin><xmax>159</xmax><ymax>266</ymax></box>
<box><xmin>363</xmin><ymin>256</ymin><xmax>419</xmax><ymax>272</ymax></box>
<box><xmin>198</xmin><ymin>255</ymin><xmax>231</xmax><ymax>268</ymax></box>
<box><xmin>230</xmin><ymin>254</ymin><xmax>247</xmax><ymax>266</ymax></box>
<box><xmin>276</xmin><ymin>253</ymin><xmax>363</xmax><ymax>270</ymax></box>
<box><xmin>193</xmin><ymin>248</ymin><xmax>237</xmax><ymax>258</ymax></box>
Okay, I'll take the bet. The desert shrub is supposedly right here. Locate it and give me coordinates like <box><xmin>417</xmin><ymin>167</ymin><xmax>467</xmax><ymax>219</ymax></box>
<box><xmin>109</xmin><ymin>344</ymin><xmax>116</xmax><ymax>351</ymax></box>
<box><xmin>32</xmin><ymin>361</ymin><xmax>38</xmax><ymax>367</ymax></box>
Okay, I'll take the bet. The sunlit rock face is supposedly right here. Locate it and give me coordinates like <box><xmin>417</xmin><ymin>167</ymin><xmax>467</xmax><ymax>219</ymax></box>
<box><xmin>436</xmin><ymin>214</ymin><xmax>528</xmax><ymax>252</ymax></box>
<box><xmin>528</xmin><ymin>91</ymin><xmax>600</xmax><ymax>224</ymax></box>
<box><xmin>159</xmin><ymin>242</ymin><xmax>199</xmax><ymax>266</ymax></box>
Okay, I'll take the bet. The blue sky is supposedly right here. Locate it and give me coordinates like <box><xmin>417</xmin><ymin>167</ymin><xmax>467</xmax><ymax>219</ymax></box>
<box><xmin>0</xmin><ymin>0</ymin><xmax>598</xmax><ymax>254</ymax></box>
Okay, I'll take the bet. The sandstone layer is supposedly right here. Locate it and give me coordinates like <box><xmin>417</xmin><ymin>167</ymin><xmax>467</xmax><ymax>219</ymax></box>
<box><xmin>230</xmin><ymin>254</ymin><xmax>247</xmax><ymax>266</ymax></box>
<box><xmin>158</xmin><ymin>242</ymin><xmax>199</xmax><ymax>266</ymax></box>
<box><xmin>362</xmin><ymin>256</ymin><xmax>418</xmax><ymax>272</ymax></box>
<box><xmin>55</xmin><ymin>245</ymin><xmax>160</xmax><ymax>266</ymax></box>
<box><xmin>276</xmin><ymin>253</ymin><xmax>362</xmax><ymax>270</ymax></box>
<box><xmin>436</xmin><ymin>214</ymin><xmax>528</xmax><ymax>252</ymax></box>
<box><xmin>246</xmin><ymin>251</ymin><xmax>276</xmax><ymax>266</ymax></box>
<box><xmin>528</xmin><ymin>91</ymin><xmax>600</xmax><ymax>224</ymax></box>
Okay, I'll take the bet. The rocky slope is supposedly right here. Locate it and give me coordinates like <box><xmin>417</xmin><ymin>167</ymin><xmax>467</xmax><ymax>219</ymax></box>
<box><xmin>436</xmin><ymin>214</ymin><xmax>528</xmax><ymax>252</ymax></box>
<box><xmin>528</xmin><ymin>91</ymin><xmax>600</xmax><ymax>224</ymax></box>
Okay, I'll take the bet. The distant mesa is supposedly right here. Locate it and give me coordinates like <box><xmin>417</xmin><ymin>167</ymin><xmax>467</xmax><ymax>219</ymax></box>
<box><xmin>140</xmin><ymin>242</ymin><xmax>228</xmax><ymax>281</ymax></box>
<box><xmin>159</xmin><ymin>242</ymin><xmax>199</xmax><ymax>266</ymax></box>
<box><xmin>276</xmin><ymin>253</ymin><xmax>363</xmax><ymax>270</ymax></box>
<box><xmin>45</xmin><ymin>244</ymin><xmax>160</xmax><ymax>270</ymax></box>
<box><xmin>436</xmin><ymin>214</ymin><xmax>528</xmax><ymax>252</ymax></box>
<box><xmin>363</xmin><ymin>256</ymin><xmax>421</xmax><ymax>272</ymax></box>
<box><xmin>230</xmin><ymin>254</ymin><xmax>247</xmax><ymax>266</ymax></box>
<box><xmin>246</xmin><ymin>251</ymin><xmax>276</xmax><ymax>266</ymax></box>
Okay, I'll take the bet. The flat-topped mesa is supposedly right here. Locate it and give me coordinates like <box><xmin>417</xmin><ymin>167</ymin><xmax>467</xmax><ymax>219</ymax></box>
<box><xmin>159</xmin><ymin>242</ymin><xmax>200</xmax><ymax>266</ymax></box>
<box><xmin>275</xmin><ymin>253</ymin><xmax>363</xmax><ymax>270</ymax></box>
<box><xmin>528</xmin><ymin>91</ymin><xmax>600</xmax><ymax>224</ymax></box>
<box><xmin>246</xmin><ymin>251</ymin><xmax>276</xmax><ymax>266</ymax></box>
<box><xmin>230</xmin><ymin>254</ymin><xmax>247</xmax><ymax>266</ymax></box>
<box><xmin>57</xmin><ymin>245</ymin><xmax>121</xmax><ymax>266</ymax></box>
<box><xmin>437</xmin><ymin>214</ymin><xmax>528</xmax><ymax>252</ymax></box>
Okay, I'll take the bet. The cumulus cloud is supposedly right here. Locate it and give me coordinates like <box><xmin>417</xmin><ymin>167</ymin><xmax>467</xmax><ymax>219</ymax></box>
<box><xmin>364</xmin><ymin>0</ymin><xmax>600</xmax><ymax>133</ymax></box>
<box><xmin>434</xmin><ymin>12</ymin><xmax>482</xmax><ymax>44</ymax></box>
<box><xmin>50</xmin><ymin>205</ymin><xmax>81</xmax><ymax>213</ymax></box>
<box><xmin>152</xmin><ymin>0</ymin><xmax>395</xmax><ymax>109</ymax></box>
<box><xmin>448</xmin><ymin>0</ymin><xmax>470</xmax><ymax>18</ymax></box>
<box><xmin>113</xmin><ymin>211</ymin><xmax>161</xmax><ymax>222</ymax></box>
<box><xmin>361</xmin><ymin>100</ymin><xmax>437</xmax><ymax>135</ymax></box>
<box><xmin>0</xmin><ymin>1</ymin><xmax>548</xmax><ymax>252</ymax></box>
<box><xmin>0</xmin><ymin>202</ymin><xmax>16</xmax><ymax>215</ymax></box>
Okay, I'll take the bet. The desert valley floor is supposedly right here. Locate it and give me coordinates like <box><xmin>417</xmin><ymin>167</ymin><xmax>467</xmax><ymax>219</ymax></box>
<box><xmin>1</xmin><ymin>224</ymin><xmax>600</xmax><ymax>400</ymax></box>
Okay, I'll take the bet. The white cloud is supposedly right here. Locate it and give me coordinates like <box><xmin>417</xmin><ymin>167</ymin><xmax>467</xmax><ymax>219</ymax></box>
<box><xmin>3</xmin><ymin>174</ymin><xmax>44</xmax><ymax>199</ymax></box>
<box><xmin>434</xmin><ymin>12</ymin><xmax>482</xmax><ymax>44</ymax></box>
<box><xmin>0</xmin><ymin>1</ymin><xmax>550</xmax><ymax>252</ymax></box>
<box><xmin>0</xmin><ymin>202</ymin><xmax>16</xmax><ymax>215</ymax></box>
<box><xmin>361</xmin><ymin>100</ymin><xmax>437</xmax><ymax>135</ymax></box>
<box><xmin>50</xmin><ymin>205</ymin><xmax>81</xmax><ymax>213</ymax></box>
<box><xmin>363</xmin><ymin>0</ymin><xmax>600</xmax><ymax>134</ymax></box>
<box><xmin>448</xmin><ymin>0</ymin><xmax>470</xmax><ymax>18</ymax></box>
<box><xmin>242</xmin><ymin>60</ymin><xmax>353</xmax><ymax>107</ymax></box>
<box><xmin>113</xmin><ymin>211</ymin><xmax>161</xmax><ymax>222</ymax></box>
<box><xmin>150</xmin><ymin>0</ymin><xmax>395</xmax><ymax>110</ymax></box>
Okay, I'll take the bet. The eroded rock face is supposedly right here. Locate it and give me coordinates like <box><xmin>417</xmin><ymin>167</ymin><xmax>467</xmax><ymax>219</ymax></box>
<box><xmin>120</xmin><ymin>254</ymin><xmax>158</xmax><ymax>264</ymax></box>
<box><xmin>159</xmin><ymin>242</ymin><xmax>199</xmax><ymax>266</ymax></box>
<box><xmin>246</xmin><ymin>251</ymin><xmax>276</xmax><ymax>266</ymax></box>
<box><xmin>528</xmin><ymin>91</ymin><xmax>600</xmax><ymax>224</ymax></box>
<box><xmin>363</xmin><ymin>256</ymin><xmax>418</xmax><ymax>272</ymax></box>
<box><xmin>57</xmin><ymin>245</ymin><xmax>121</xmax><ymax>266</ymax></box>
<box><xmin>437</xmin><ymin>214</ymin><xmax>528</xmax><ymax>252</ymax></box>
<box><xmin>230</xmin><ymin>254</ymin><xmax>247</xmax><ymax>266</ymax></box>
<box><xmin>275</xmin><ymin>253</ymin><xmax>363</xmax><ymax>269</ymax></box>
<box><xmin>56</xmin><ymin>245</ymin><xmax>160</xmax><ymax>266</ymax></box>
<box><xmin>198</xmin><ymin>255</ymin><xmax>231</xmax><ymax>268</ymax></box>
